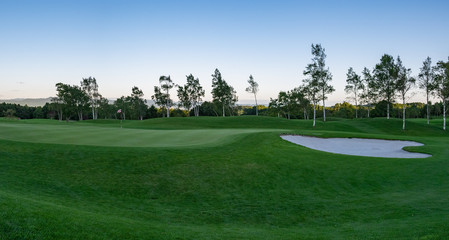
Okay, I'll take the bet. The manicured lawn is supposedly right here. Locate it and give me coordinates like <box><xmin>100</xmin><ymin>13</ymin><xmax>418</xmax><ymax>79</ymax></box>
<box><xmin>0</xmin><ymin>116</ymin><xmax>448</xmax><ymax>239</ymax></box>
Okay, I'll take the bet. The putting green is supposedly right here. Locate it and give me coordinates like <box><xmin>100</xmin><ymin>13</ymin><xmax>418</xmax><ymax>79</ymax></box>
<box><xmin>0</xmin><ymin>123</ymin><xmax>282</xmax><ymax>148</ymax></box>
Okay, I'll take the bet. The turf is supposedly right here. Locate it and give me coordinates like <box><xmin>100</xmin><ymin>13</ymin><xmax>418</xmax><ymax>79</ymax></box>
<box><xmin>0</xmin><ymin>116</ymin><xmax>448</xmax><ymax>239</ymax></box>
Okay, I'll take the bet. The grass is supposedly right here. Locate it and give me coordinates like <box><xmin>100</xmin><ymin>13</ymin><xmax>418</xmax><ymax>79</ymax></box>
<box><xmin>0</xmin><ymin>116</ymin><xmax>448</xmax><ymax>239</ymax></box>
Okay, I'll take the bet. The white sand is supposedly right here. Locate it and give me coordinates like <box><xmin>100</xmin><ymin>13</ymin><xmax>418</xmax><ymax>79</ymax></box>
<box><xmin>281</xmin><ymin>135</ymin><xmax>431</xmax><ymax>158</ymax></box>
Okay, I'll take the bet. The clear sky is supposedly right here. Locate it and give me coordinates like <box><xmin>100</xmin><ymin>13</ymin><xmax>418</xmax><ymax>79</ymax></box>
<box><xmin>1</xmin><ymin>0</ymin><xmax>448</xmax><ymax>105</ymax></box>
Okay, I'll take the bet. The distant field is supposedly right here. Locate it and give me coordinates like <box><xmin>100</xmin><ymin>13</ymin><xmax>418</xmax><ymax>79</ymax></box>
<box><xmin>0</xmin><ymin>116</ymin><xmax>448</xmax><ymax>239</ymax></box>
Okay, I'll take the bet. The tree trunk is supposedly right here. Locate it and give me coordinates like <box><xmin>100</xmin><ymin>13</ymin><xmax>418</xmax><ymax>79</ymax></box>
<box><xmin>322</xmin><ymin>96</ymin><xmax>326</xmax><ymax>122</ymax></box>
<box><xmin>254</xmin><ymin>94</ymin><xmax>258</xmax><ymax>116</ymax></box>
<box><xmin>166</xmin><ymin>104</ymin><xmax>170</xmax><ymax>118</ymax></box>
<box><xmin>443</xmin><ymin>99</ymin><xmax>446</xmax><ymax>130</ymax></box>
<box><xmin>166</xmin><ymin>89</ymin><xmax>170</xmax><ymax>118</ymax></box>
<box><xmin>355</xmin><ymin>91</ymin><xmax>358</xmax><ymax>119</ymax></box>
<box><xmin>92</xmin><ymin>106</ymin><xmax>95</xmax><ymax>120</ymax></box>
<box><xmin>426</xmin><ymin>92</ymin><xmax>430</xmax><ymax>125</ymax></box>
<box><xmin>367</xmin><ymin>106</ymin><xmax>370</xmax><ymax>118</ymax></box>
<box><xmin>387</xmin><ymin>102</ymin><xmax>390</xmax><ymax>119</ymax></box>
<box><xmin>313</xmin><ymin>102</ymin><xmax>316</xmax><ymax>128</ymax></box>
<box><xmin>222</xmin><ymin>105</ymin><xmax>225</xmax><ymax>117</ymax></box>
<box><xmin>402</xmin><ymin>97</ymin><xmax>406</xmax><ymax>130</ymax></box>
<box><xmin>303</xmin><ymin>107</ymin><xmax>307</xmax><ymax>120</ymax></box>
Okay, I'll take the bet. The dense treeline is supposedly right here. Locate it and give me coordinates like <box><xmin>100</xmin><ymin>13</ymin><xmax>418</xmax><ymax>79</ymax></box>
<box><xmin>1</xmin><ymin>100</ymin><xmax>445</xmax><ymax>121</ymax></box>
<box><xmin>1</xmin><ymin>44</ymin><xmax>448</xmax><ymax>130</ymax></box>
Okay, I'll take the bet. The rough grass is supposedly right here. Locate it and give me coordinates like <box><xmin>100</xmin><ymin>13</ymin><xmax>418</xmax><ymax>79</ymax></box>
<box><xmin>0</xmin><ymin>116</ymin><xmax>448</xmax><ymax>239</ymax></box>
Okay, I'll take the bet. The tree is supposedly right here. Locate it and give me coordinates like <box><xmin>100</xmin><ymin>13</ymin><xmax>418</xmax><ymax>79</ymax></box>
<box><xmin>114</xmin><ymin>96</ymin><xmax>131</xmax><ymax>120</ymax></box>
<box><xmin>50</xmin><ymin>96</ymin><xmax>63</xmax><ymax>121</ymax></box>
<box><xmin>245</xmin><ymin>75</ymin><xmax>259</xmax><ymax>116</ymax></box>
<box><xmin>130</xmin><ymin>86</ymin><xmax>146</xmax><ymax>120</ymax></box>
<box><xmin>418</xmin><ymin>57</ymin><xmax>436</xmax><ymax>125</ymax></box>
<box><xmin>158</xmin><ymin>75</ymin><xmax>174</xmax><ymax>118</ymax></box>
<box><xmin>433</xmin><ymin>58</ymin><xmax>449</xmax><ymax>130</ymax></box>
<box><xmin>211</xmin><ymin>69</ymin><xmax>238</xmax><ymax>117</ymax></box>
<box><xmin>81</xmin><ymin>77</ymin><xmax>101</xmax><ymax>119</ymax></box>
<box><xmin>55</xmin><ymin>83</ymin><xmax>89</xmax><ymax>121</ymax></box>
<box><xmin>303</xmin><ymin>44</ymin><xmax>334</xmax><ymax>122</ymax></box>
<box><xmin>292</xmin><ymin>86</ymin><xmax>310</xmax><ymax>120</ymax></box>
<box><xmin>373</xmin><ymin>54</ymin><xmax>398</xmax><ymax>119</ymax></box>
<box><xmin>98</xmin><ymin>97</ymin><xmax>113</xmax><ymax>119</ymax></box>
<box><xmin>4</xmin><ymin>109</ymin><xmax>16</xmax><ymax>118</ymax></box>
<box><xmin>151</xmin><ymin>86</ymin><xmax>172</xmax><ymax>117</ymax></box>
<box><xmin>345</xmin><ymin>67</ymin><xmax>364</xmax><ymax>118</ymax></box>
<box><xmin>395</xmin><ymin>56</ymin><xmax>416</xmax><ymax>130</ymax></box>
<box><xmin>301</xmin><ymin>79</ymin><xmax>320</xmax><ymax>127</ymax></box>
<box><xmin>360</xmin><ymin>67</ymin><xmax>377</xmax><ymax>118</ymax></box>
<box><xmin>177</xmin><ymin>74</ymin><xmax>205</xmax><ymax>116</ymax></box>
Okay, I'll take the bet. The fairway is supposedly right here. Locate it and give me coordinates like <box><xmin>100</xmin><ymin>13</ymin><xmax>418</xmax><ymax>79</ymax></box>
<box><xmin>0</xmin><ymin>122</ymin><xmax>283</xmax><ymax>147</ymax></box>
<box><xmin>1</xmin><ymin>117</ymin><xmax>449</xmax><ymax>239</ymax></box>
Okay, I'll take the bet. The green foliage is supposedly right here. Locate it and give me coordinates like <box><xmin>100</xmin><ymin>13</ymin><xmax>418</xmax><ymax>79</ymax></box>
<box><xmin>211</xmin><ymin>69</ymin><xmax>238</xmax><ymax>117</ymax></box>
<box><xmin>245</xmin><ymin>75</ymin><xmax>259</xmax><ymax>116</ymax></box>
<box><xmin>177</xmin><ymin>74</ymin><xmax>205</xmax><ymax>116</ymax></box>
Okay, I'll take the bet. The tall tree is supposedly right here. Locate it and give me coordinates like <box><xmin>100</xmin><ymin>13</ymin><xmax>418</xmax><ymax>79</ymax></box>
<box><xmin>81</xmin><ymin>77</ymin><xmax>101</xmax><ymax>119</ymax></box>
<box><xmin>360</xmin><ymin>67</ymin><xmax>377</xmax><ymax>118</ymax></box>
<box><xmin>245</xmin><ymin>75</ymin><xmax>259</xmax><ymax>116</ymax></box>
<box><xmin>395</xmin><ymin>57</ymin><xmax>416</xmax><ymax>130</ymax></box>
<box><xmin>433</xmin><ymin>58</ymin><xmax>449</xmax><ymax>130</ymax></box>
<box><xmin>177</xmin><ymin>74</ymin><xmax>205</xmax><ymax>116</ymax></box>
<box><xmin>292</xmin><ymin>86</ymin><xmax>310</xmax><ymax>120</ymax></box>
<box><xmin>345</xmin><ymin>67</ymin><xmax>364</xmax><ymax>118</ymax></box>
<box><xmin>373</xmin><ymin>54</ymin><xmax>398</xmax><ymax>119</ymax></box>
<box><xmin>303</xmin><ymin>44</ymin><xmax>334</xmax><ymax>122</ymax></box>
<box><xmin>301</xmin><ymin>79</ymin><xmax>320</xmax><ymax>127</ymax></box>
<box><xmin>50</xmin><ymin>96</ymin><xmax>63</xmax><ymax>121</ymax></box>
<box><xmin>98</xmin><ymin>97</ymin><xmax>113</xmax><ymax>119</ymax></box>
<box><xmin>418</xmin><ymin>57</ymin><xmax>436</xmax><ymax>125</ymax></box>
<box><xmin>211</xmin><ymin>69</ymin><xmax>238</xmax><ymax>117</ymax></box>
<box><xmin>130</xmin><ymin>86</ymin><xmax>146</xmax><ymax>120</ymax></box>
<box><xmin>55</xmin><ymin>83</ymin><xmax>89</xmax><ymax>121</ymax></box>
<box><xmin>114</xmin><ymin>96</ymin><xmax>131</xmax><ymax>120</ymax></box>
<box><xmin>152</xmin><ymin>86</ymin><xmax>172</xmax><ymax>118</ymax></box>
<box><xmin>158</xmin><ymin>75</ymin><xmax>174</xmax><ymax>118</ymax></box>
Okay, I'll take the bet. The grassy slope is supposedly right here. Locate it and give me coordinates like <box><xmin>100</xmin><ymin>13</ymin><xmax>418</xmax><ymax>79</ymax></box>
<box><xmin>0</xmin><ymin>116</ymin><xmax>448</xmax><ymax>239</ymax></box>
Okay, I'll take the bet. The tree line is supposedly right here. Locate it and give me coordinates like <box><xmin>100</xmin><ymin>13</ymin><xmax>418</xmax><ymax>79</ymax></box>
<box><xmin>1</xmin><ymin>44</ymin><xmax>448</xmax><ymax>130</ymax></box>
<box><xmin>270</xmin><ymin>44</ymin><xmax>449</xmax><ymax>130</ymax></box>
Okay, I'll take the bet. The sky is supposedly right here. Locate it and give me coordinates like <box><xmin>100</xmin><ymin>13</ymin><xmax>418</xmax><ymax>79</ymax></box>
<box><xmin>1</xmin><ymin>0</ymin><xmax>448</xmax><ymax>105</ymax></box>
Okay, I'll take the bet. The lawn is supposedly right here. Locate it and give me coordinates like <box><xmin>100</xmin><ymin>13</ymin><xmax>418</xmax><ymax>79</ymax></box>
<box><xmin>0</xmin><ymin>116</ymin><xmax>448</xmax><ymax>239</ymax></box>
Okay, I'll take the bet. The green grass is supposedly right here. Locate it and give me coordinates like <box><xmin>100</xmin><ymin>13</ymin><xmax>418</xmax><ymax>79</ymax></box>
<box><xmin>0</xmin><ymin>116</ymin><xmax>448</xmax><ymax>239</ymax></box>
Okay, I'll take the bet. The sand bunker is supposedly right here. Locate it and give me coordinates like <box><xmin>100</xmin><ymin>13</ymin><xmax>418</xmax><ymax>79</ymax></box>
<box><xmin>281</xmin><ymin>135</ymin><xmax>431</xmax><ymax>158</ymax></box>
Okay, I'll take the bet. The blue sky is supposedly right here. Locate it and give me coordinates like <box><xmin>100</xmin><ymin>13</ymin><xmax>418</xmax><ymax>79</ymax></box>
<box><xmin>1</xmin><ymin>0</ymin><xmax>448</xmax><ymax>104</ymax></box>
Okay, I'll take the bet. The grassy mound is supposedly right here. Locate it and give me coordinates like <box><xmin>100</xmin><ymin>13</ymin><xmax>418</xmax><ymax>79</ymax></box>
<box><xmin>0</xmin><ymin>116</ymin><xmax>448</xmax><ymax>239</ymax></box>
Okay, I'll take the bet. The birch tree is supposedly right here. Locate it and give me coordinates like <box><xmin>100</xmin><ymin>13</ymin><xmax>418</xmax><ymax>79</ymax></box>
<box><xmin>158</xmin><ymin>75</ymin><xmax>174</xmax><ymax>118</ymax></box>
<box><xmin>50</xmin><ymin>96</ymin><xmax>63</xmax><ymax>121</ymax></box>
<box><xmin>360</xmin><ymin>67</ymin><xmax>377</xmax><ymax>118</ymax></box>
<box><xmin>211</xmin><ymin>69</ymin><xmax>238</xmax><ymax>117</ymax></box>
<box><xmin>177</xmin><ymin>74</ymin><xmax>205</xmax><ymax>116</ymax></box>
<box><xmin>418</xmin><ymin>57</ymin><xmax>436</xmax><ymax>125</ymax></box>
<box><xmin>395</xmin><ymin>57</ymin><xmax>416</xmax><ymax>130</ymax></box>
<box><xmin>302</xmin><ymin>79</ymin><xmax>320</xmax><ymax>127</ymax></box>
<box><xmin>152</xmin><ymin>86</ymin><xmax>172</xmax><ymax>118</ymax></box>
<box><xmin>304</xmin><ymin>44</ymin><xmax>334</xmax><ymax>122</ymax></box>
<box><xmin>374</xmin><ymin>54</ymin><xmax>398</xmax><ymax>119</ymax></box>
<box><xmin>245</xmin><ymin>75</ymin><xmax>259</xmax><ymax>116</ymax></box>
<box><xmin>81</xmin><ymin>77</ymin><xmax>101</xmax><ymax>120</ymax></box>
<box><xmin>433</xmin><ymin>58</ymin><xmax>449</xmax><ymax>130</ymax></box>
<box><xmin>130</xmin><ymin>86</ymin><xmax>146</xmax><ymax>120</ymax></box>
<box><xmin>345</xmin><ymin>67</ymin><xmax>364</xmax><ymax>118</ymax></box>
<box><xmin>55</xmin><ymin>83</ymin><xmax>89</xmax><ymax>121</ymax></box>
